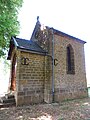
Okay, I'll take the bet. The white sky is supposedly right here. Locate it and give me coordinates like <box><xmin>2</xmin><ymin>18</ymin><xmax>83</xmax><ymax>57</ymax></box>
<box><xmin>0</xmin><ymin>0</ymin><xmax>90</xmax><ymax>94</ymax></box>
<box><xmin>0</xmin><ymin>59</ymin><xmax>10</xmax><ymax>94</ymax></box>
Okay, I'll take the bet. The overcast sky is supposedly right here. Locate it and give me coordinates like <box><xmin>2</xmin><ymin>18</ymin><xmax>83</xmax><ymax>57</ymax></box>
<box><xmin>18</xmin><ymin>0</ymin><xmax>90</xmax><ymax>84</ymax></box>
<box><xmin>18</xmin><ymin>0</ymin><xmax>90</xmax><ymax>40</ymax></box>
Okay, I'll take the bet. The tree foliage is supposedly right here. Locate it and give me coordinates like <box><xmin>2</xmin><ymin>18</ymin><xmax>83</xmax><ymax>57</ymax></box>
<box><xmin>0</xmin><ymin>0</ymin><xmax>23</xmax><ymax>57</ymax></box>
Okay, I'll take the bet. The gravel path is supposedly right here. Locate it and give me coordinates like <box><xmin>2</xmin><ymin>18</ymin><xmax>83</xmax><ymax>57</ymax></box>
<box><xmin>0</xmin><ymin>98</ymin><xmax>90</xmax><ymax>120</ymax></box>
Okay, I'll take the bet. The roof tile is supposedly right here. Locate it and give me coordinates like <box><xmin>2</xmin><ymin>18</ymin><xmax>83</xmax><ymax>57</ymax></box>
<box><xmin>15</xmin><ymin>38</ymin><xmax>46</xmax><ymax>53</ymax></box>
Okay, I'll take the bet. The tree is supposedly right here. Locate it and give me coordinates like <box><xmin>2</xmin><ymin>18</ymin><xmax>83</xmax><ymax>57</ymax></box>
<box><xmin>0</xmin><ymin>0</ymin><xmax>23</xmax><ymax>57</ymax></box>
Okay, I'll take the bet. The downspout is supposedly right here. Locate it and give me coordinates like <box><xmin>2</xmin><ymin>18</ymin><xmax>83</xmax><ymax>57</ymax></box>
<box><xmin>51</xmin><ymin>28</ymin><xmax>55</xmax><ymax>102</ymax></box>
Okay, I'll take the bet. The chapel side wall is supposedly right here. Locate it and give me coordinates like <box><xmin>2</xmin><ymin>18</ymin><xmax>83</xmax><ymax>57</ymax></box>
<box><xmin>54</xmin><ymin>35</ymin><xmax>88</xmax><ymax>102</ymax></box>
<box><xmin>15</xmin><ymin>51</ymin><xmax>45</xmax><ymax>106</ymax></box>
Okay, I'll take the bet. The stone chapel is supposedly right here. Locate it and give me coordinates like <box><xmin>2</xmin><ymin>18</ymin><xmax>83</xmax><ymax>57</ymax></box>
<box><xmin>7</xmin><ymin>18</ymin><xmax>87</xmax><ymax>106</ymax></box>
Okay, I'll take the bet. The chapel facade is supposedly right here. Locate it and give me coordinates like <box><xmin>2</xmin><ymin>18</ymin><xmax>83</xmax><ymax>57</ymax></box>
<box><xmin>7</xmin><ymin>18</ymin><xmax>88</xmax><ymax>106</ymax></box>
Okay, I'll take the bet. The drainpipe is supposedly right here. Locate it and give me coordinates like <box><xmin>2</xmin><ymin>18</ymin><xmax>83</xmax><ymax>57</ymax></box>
<box><xmin>51</xmin><ymin>28</ymin><xmax>55</xmax><ymax>102</ymax></box>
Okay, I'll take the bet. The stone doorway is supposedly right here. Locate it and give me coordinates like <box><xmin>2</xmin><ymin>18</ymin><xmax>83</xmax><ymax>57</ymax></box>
<box><xmin>10</xmin><ymin>54</ymin><xmax>17</xmax><ymax>91</ymax></box>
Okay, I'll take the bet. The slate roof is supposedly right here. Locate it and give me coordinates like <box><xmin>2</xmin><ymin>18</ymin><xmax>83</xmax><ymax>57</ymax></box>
<box><xmin>7</xmin><ymin>19</ymin><xmax>86</xmax><ymax>60</ymax></box>
<box><xmin>46</xmin><ymin>27</ymin><xmax>86</xmax><ymax>44</ymax></box>
<box><xmin>30</xmin><ymin>18</ymin><xmax>86</xmax><ymax>44</ymax></box>
<box><xmin>7</xmin><ymin>37</ymin><xmax>46</xmax><ymax>60</ymax></box>
<box><xmin>53</xmin><ymin>28</ymin><xmax>86</xmax><ymax>44</ymax></box>
<box><xmin>15</xmin><ymin>37</ymin><xmax>46</xmax><ymax>53</ymax></box>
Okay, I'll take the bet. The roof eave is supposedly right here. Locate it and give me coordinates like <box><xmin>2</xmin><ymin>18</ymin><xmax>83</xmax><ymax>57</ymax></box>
<box><xmin>17</xmin><ymin>46</ymin><xmax>47</xmax><ymax>55</ymax></box>
<box><xmin>46</xmin><ymin>26</ymin><xmax>86</xmax><ymax>44</ymax></box>
<box><xmin>54</xmin><ymin>29</ymin><xmax>86</xmax><ymax>44</ymax></box>
<box><xmin>7</xmin><ymin>37</ymin><xmax>18</xmax><ymax>60</ymax></box>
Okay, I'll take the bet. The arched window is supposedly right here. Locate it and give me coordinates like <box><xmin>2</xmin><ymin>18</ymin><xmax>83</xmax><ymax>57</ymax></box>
<box><xmin>66</xmin><ymin>44</ymin><xmax>75</xmax><ymax>74</ymax></box>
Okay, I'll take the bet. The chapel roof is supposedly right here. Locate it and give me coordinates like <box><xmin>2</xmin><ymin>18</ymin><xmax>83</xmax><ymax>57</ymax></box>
<box><xmin>30</xmin><ymin>17</ymin><xmax>86</xmax><ymax>44</ymax></box>
<box><xmin>53</xmin><ymin>28</ymin><xmax>86</xmax><ymax>44</ymax></box>
<box><xmin>7</xmin><ymin>17</ymin><xmax>86</xmax><ymax>60</ymax></box>
<box><xmin>7</xmin><ymin>37</ymin><xmax>46</xmax><ymax>60</ymax></box>
<box><xmin>46</xmin><ymin>27</ymin><xmax>86</xmax><ymax>44</ymax></box>
<box><xmin>15</xmin><ymin>37</ymin><xmax>46</xmax><ymax>53</ymax></box>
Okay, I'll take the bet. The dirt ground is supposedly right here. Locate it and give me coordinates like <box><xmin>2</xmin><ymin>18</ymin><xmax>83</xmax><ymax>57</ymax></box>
<box><xmin>0</xmin><ymin>97</ymin><xmax>90</xmax><ymax>120</ymax></box>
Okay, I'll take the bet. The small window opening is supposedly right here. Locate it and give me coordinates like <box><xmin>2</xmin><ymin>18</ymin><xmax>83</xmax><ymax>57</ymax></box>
<box><xmin>66</xmin><ymin>45</ymin><xmax>75</xmax><ymax>74</ymax></box>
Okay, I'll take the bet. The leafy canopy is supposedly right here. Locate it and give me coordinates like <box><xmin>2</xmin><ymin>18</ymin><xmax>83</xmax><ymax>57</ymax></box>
<box><xmin>0</xmin><ymin>0</ymin><xmax>23</xmax><ymax>57</ymax></box>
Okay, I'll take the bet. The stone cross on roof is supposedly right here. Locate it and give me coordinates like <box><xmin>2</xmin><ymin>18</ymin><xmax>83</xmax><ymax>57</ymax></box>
<box><xmin>37</xmin><ymin>16</ymin><xmax>39</xmax><ymax>22</ymax></box>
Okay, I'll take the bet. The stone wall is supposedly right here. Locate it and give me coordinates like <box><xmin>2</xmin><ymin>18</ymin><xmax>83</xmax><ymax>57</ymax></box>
<box><xmin>54</xmin><ymin>34</ymin><xmax>88</xmax><ymax>102</ymax></box>
<box><xmin>15</xmin><ymin>51</ymin><xmax>45</xmax><ymax>106</ymax></box>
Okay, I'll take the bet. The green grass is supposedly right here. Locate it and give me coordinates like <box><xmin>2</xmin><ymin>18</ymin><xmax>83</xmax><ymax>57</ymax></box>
<box><xmin>58</xmin><ymin>118</ymin><xmax>64</xmax><ymax>120</ymax></box>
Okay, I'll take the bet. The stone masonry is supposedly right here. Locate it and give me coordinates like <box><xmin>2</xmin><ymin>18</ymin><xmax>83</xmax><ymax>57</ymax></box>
<box><xmin>15</xmin><ymin>51</ymin><xmax>45</xmax><ymax>105</ymax></box>
<box><xmin>54</xmin><ymin>34</ymin><xmax>87</xmax><ymax>102</ymax></box>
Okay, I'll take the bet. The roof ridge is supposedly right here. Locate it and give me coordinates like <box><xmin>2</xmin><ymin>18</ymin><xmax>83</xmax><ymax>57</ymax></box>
<box><xmin>46</xmin><ymin>26</ymin><xmax>86</xmax><ymax>44</ymax></box>
<box><xmin>32</xmin><ymin>40</ymin><xmax>47</xmax><ymax>53</ymax></box>
<box><xmin>16</xmin><ymin>37</ymin><xmax>30</xmax><ymax>41</ymax></box>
